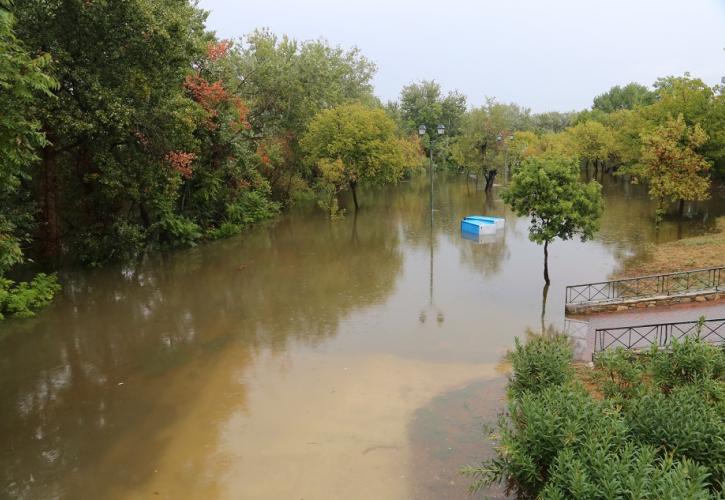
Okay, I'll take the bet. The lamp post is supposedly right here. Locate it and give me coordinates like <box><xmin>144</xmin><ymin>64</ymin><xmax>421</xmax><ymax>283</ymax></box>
<box><xmin>496</xmin><ymin>132</ymin><xmax>515</xmax><ymax>184</ymax></box>
<box><xmin>418</xmin><ymin>124</ymin><xmax>446</xmax><ymax>213</ymax></box>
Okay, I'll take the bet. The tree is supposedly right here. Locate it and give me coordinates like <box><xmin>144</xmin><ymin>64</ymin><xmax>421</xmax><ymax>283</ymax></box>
<box><xmin>531</xmin><ymin>111</ymin><xmax>578</xmax><ymax>133</ymax></box>
<box><xmin>0</xmin><ymin>0</ymin><xmax>56</xmax><ymax>273</ymax></box>
<box><xmin>502</xmin><ymin>153</ymin><xmax>603</xmax><ymax>283</ymax></box>
<box><xmin>237</xmin><ymin>30</ymin><xmax>377</xmax><ymax>200</ymax></box>
<box><xmin>0</xmin><ymin>0</ymin><xmax>61</xmax><ymax>318</ymax></box>
<box><xmin>300</xmin><ymin>103</ymin><xmax>422</xmax><ymax>213</ymax></box>
<box><xmin>451</xmin><ymin>99</ymin><xmax>529</xmax><ymax>189</ymax></box>
<box><xmin>399</xmin><ymin>80</ymin><xmax>466</xmax><ymax>138</ymax></box>
<box><xmin>14</xmin><ymin>0</ymin><xmax>210</xmax><ymax>262</ymax></box>
<box><xmin>638</xmin><ymin>115</ymin><xmax>711</xmax><ymax>216</ymax></box>
<box><xmin>593</xmin><ymin>82</ymin><xmax>655</xmax><ymax>112</ymax></box>
<box><xmin>398</xmin><ymin>80</ymin><xmax>466</xmax><ymax>168</ymax></box>
<box><xmin>563</xmin><ymin>120</ymin><xmax>616</xmax><ymax>173</ymax></box>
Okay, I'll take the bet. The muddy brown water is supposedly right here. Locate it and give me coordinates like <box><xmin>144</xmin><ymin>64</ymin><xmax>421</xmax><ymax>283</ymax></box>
<box><xmin>1</xmin><ymin>174</ymin><xmax>724</xmax><ymax>499</ymax></box>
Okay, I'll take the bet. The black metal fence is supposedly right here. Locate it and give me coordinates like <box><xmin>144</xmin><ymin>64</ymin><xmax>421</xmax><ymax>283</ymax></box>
<box><xmin>566</xmin><ymin>266</ymin><xmax>723</xmax><ymax>305</ymax></box>
<box><xmin>593</xmin><ymin>318</ymin><xmax>725</xmax><ymax>356</ymax></box>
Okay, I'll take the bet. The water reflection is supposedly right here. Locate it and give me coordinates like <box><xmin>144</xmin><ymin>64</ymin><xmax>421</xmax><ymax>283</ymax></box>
<box><xmin>0</xmin><ymin>210</ymin><xmax>404</xmax><ymax>498</ymax></box>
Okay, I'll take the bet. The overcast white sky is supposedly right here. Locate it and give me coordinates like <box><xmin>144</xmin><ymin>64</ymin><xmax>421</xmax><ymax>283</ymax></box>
<box><xmin>199</xmin><ymin>0</ymin><xmax>725</xmax><ymax>112</ymax></box>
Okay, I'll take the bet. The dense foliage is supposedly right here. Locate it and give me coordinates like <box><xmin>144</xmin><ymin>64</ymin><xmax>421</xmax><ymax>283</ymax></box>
<box><xmin>464</xmin><ymin>335</ymin><xmax>725</xmax><ymax>498</ymax></box>
<box><xmin>0</xmin><ymin>0</ymin><xmax>61</xmax><ymax>317</ymax></box>
<box><xmin>0</xmin><ymin>1</ymin><xmax>422</xmax><ymax>319</ymax></box>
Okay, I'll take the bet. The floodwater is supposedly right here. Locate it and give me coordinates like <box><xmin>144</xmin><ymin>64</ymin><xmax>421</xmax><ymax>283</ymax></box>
<box><xmin>1</xmin><ymin>174</ymin><xmax>724</xmax><ymax>499</ymax></box>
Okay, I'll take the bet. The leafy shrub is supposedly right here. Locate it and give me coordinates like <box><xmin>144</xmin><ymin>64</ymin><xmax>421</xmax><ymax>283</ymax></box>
<box><xmin>464</xmin><ymin>384</ymin><xmax>627</xmax><ymax>496</ymax></box>
<box><xmin>73</xmin><ymin>221</ymin><xmax>147</xmax><ymax>266</ymax></box>
<box><xmin>207</xmin><ymin>222</ymin><xmax>242</xmax><ymax>240</ymax></box>
<box><xmin>466</xmin><ymin>336</ymin><xmax>725</xmax><ymax>497</ymax></box>
<box><xmin>594</xmin><ymin>348</ymin><xmax>646</xmax><ymax>400</ymax></box>
<box><xmin>225</xmin><ymin>190</ymin><xmax>280</xmax><ymax>226</ymax></box>
<box><xmin>650</xmin><ymin>336</ymin><xmax>725</xmax><ymax>390</ymax></box>
<box><xmin>508</xmin><ymin>335</ymin><xmax>573</xmax><ymax>398</ymax></box>
<box><xmin>542</xmin><ymin>442</ymin><xmax>711</xmax><ymax>499</ymax></box>
<box><xmin>625</xmin><ymin>384</ymin><xmax>725</xmax><ymax>486</ymax></box>
<box><xmin>153</xmin><ymin>213</ymin><xmax>201</xmax><ymax>248</ymax></box>
<box><xmin>0</xmin><ymin>273</ymin><xmax>61</xmax><ymax>319</ymax></box>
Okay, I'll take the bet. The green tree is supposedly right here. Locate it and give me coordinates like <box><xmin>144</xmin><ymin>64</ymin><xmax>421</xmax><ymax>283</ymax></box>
<box><xmin>0</xmin><ymin>0</ymin><xmax>56</xmax><ymax>273</ymax></box>
<box><xmin>398</xmin><ymin>80</ymin><xmax>466</xmax><ymax>167</ymax></box>
<box><xmin>300</xmin><ymin>103</ymin><xmax>422</xmax><ymax>213</ymax></box>
<box><xmin>0</xmin><ymin>0</ymin><xmax>61</xmax><ymax>318</ymax></box>
<box><xmin>237</xmin><ymin>29</ymin><xmax>377</xmax><ymax>200</ymax></box>
<box><xmin>563</xmin><ymin>120</ymin><xmax>616</xmax><ymax>172</ymax></box>
<box><xmin>593</xmin><ymin>82</ymin><xmax>655</xmax><ymax>112</ymax></box>
<box><xmin>502</xmin><ymin>153</ymin><xmax>603</xmax><ymax>283</ymax></box>
<box><xmin>14</xmin><ymin>0</ymin><xmax>209</xmax><ymax>262</ymax></box>
<box><xmin>399</xmin><ymin>80</ymin><xmax>466</xmax><ymax>137</ymax></box>
<box><xmin>451</xmin><ymin>99</ymin><xmax>529</xmax><ymax>188</ymax></box>
<box><xmin>638</xmin><ymin>115</ymin><xmax>711</xmax><ymax>216</ymax></box>
<box><xmin>531</xmin><ymin>111</ymin><xmax>578</xmax><ymax>133</ymax></box>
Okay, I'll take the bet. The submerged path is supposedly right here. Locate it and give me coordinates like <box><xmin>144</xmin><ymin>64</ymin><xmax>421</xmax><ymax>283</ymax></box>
<box><xmin>569</xmin><ymin>301</ymin><xmax>725</xmax><ymax>361</ymax></box>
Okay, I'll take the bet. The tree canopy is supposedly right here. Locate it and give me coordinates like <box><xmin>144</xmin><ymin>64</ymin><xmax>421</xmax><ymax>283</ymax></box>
<box><xmin>593</xmin><ymin>83</ymin><xmax>656</xmax><ymax>112</ymax></box>
<box><xmin>301</xmin><ymin>103</ymin><xmax>422</xmax><ymax>214</ymax></box>
<box><xmin>638</xmin><ymin>115</ymin><xmax>711</xmax><ymax>215</ymax></box>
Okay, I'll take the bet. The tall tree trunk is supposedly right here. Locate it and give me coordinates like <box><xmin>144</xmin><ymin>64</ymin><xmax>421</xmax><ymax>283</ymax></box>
<box><xmin>543</xmin><ymin>240</ymin><xmax>550</xmax><ymax>284</ymax></box>
<box><xmin>484</xmin><ymin>169</ymin><xmax>497</xmax><ymax>191</ymax></box>
<box><xmin>678</xmin><ymin>198</ymin><xmax>685</xmax><ymax>217</ymax></box>
<box><xmin>40</xmin><ymin>144</ymin><xmax>60</xmax><ymax>259</ymax></box>
<box><xmin>350</xmin><ymin>180</ymin><xmax>359</xmax><ymax>212</ymax></box>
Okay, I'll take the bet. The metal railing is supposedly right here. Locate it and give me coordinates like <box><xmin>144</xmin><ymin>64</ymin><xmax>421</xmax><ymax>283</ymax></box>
<box><xmin>566</xmin><ymin>266</ymin><xmax>723</xmax><ymax>305</ymax></box>
<box><xmin>593</xmin><ymin>317</ymin><xmax>725</xmax><ymax>356</ymax></box>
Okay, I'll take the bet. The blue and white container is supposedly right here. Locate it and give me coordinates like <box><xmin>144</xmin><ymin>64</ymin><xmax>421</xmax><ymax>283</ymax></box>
<box><xmin>463</xmin><ymin>215</ymin><xmax>505</xmax><ymax>229</ymax></box>
<box><xmin>461</xmin><ymin>217</ymin><xmax>497</xmax><ymax>235</ymax></box>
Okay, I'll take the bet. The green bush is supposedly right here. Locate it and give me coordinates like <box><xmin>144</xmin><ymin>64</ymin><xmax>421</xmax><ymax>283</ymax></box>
<box><xmin>207</xmin><ymin>221</ymin><xmax>242</xmax><ymax>240</ymax></box>
<box><xmin>153</xmin><ymin>213</ymin><xmax>201</xmax><ymax>248</ymax></box>
<box><xmin>625</xmin><ymin>384</ymin><xmax>725</xmax><ymax>486</ymax></box>
<box><xmin>508</xmin><ymin>335</ymin><xmax>573</xmax><ymax>398</ymax></box>
<box><xmin>0</xmin><ymin>273</ymin><xmax>61</xmax><ymax>319</ymax></box>
<box><xmin>650</xmin><ymin>336</ymin><xmax>725</xmax><ymax>390</ymax></box>
<box><xmin>225</xmin><ymin>190</ymin><xmax>280</xmax><ymax>226</ymax></box>
<box><xmin>594</xmin><ymin>348</ymin><xmax>646</xmax><ymax>401</ymax></box>
<box><xmin>464</xmin><ymin>384</ymin><xmax>627</xmax><ymax>497</ymax></box>
<box><xmin>467</xmin><ymin>336</ymin><xmax>725</xmax><ymax>497</ymax></box>
<box><xmin>542</xmin><ymin>442</ymin><xmax>711</xmax><ymax>499</ymax></box>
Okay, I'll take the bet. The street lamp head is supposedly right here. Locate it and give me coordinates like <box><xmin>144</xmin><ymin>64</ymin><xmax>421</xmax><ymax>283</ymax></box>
<box><xmin>418</xmin><ymin>124</ymin><xmax>427</xmax><ymax>136</ymax></box>
<box><xmin>437</xmin><ymin>124</ymin><xmax>445</xmax><ymax>135</ymax></box>
<box><xmin>496</xmin><ymin>134</ymin><xmax>503</xmax><ymax>142</ymax></box>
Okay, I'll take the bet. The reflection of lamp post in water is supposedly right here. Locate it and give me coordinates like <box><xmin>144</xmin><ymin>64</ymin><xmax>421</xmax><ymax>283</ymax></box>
<box><xmin>418</xmin><ymin>123</ymin><xmax>446</xmax><ymax>325</ymax></box>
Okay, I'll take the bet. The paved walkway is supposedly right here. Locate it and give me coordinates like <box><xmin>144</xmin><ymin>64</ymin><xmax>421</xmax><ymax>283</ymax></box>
<box><xmin>567</xmin><ymin>301</ymin><xmax>725</xmax><ymax>361</ymax></box>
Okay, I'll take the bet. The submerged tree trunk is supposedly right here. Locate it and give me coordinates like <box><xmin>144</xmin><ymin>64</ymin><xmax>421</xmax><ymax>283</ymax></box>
<box><xmin>543</xmin><ymin>240</ymin><xmax>550</xmax><ymax>284</ymax></box>
<box><xmin>541</xmin><ymin>281</ymin><xmax>550</xmax><ymax>335</ymax></box>
<box><xmin>350</xmin><ymin>180</ymin><xmax>359</xmax><ymax>212</ymax></box>
<box><xmin>484</xmin><ymin>169</ymin><xmax>497</xmax><ymax>191</ymax></box>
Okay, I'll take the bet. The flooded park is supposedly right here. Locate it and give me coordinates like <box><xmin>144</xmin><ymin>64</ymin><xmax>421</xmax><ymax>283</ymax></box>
<box><xmin>1</xmin><ymin>174</ymin><xmax>724</xmax><ymax>499</ymax></box>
